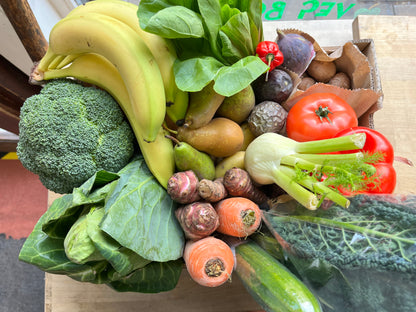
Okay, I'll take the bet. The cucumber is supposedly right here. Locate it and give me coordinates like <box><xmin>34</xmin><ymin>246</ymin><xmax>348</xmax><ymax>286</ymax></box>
<box><xmin>235</xmin><ymin>240</ymin><xmax>322</xmax><ymax>312</ymax></box>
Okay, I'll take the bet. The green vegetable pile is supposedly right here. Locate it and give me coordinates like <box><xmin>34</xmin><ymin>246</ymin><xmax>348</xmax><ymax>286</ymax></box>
<box><xmin>137</xmin><ymin>0</ymin><xmax>268</xmax><ymax>96</ymax></box>
<box><xmin>17</xmin><ymin>79</ymin><xmax>135</xmax><ymax>194</ymax></box>
<box><xmin>19</xmin><ymin>156</ymin><xmax>185</xmax><ymax>293</ymax></box>
<box><xmin>261</xmin><ymin>194</ymin><xmax>416</xmax><ymax>311</ymax></box>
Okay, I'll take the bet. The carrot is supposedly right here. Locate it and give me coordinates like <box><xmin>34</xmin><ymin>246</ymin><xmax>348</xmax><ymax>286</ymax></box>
<box><xmin>175</xmin><ymin>202</ymin><xmax>220</xmax><ymax>240</ymax></box>
<box><xmin>183</xmin><ymin>236</ymin><xmax>234</xmax><ymax>287</ymax></box>
<box><xmin>215</xmin><ymin>197</ymin><xmax>261</xmax><ymax>238</ymax></box>
<box><xmin>167</xmin><ymin>170</ymin><xmax>200</xmax><ymax>204</ymax></box>
<box><xmin>223</xmin><ymin>167</ymin><xmax>268</xmax><ymax>205</ymax></box>
<box><xmin>197</xmin><ymin>178</ymin><xmax>228</xmax><ymax>202</ymax></box>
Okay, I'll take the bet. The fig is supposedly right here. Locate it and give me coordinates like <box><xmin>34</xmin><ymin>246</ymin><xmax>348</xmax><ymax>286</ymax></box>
<box><xmin>247</xmin><ymin>101</ymin><xmax>288</xmax><ymax>137</ymax></box>
<box><xmin>251</xmin><ymin>68</ymin><xmax>294</xmax><ymax>104</ymax></box>
<box><xmin>275</xmin><ymin>30</ymin><xmax>316</xmax><ymax>76</ymax></box>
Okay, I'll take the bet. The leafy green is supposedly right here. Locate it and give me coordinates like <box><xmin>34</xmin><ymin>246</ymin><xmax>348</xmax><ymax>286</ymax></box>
<box><xmin>18</xmin><ymin>209</ymin><xmax>111</xmax><ymax>284</ymax></box>
<box><xmin>64</xmin><ymin>212</ymin><xmax>106</xmax><ymax>264</ymax></box>
<box><xmin>263</xmin><ymin>194</ymin><xmax>416</xmax><ymax>273</ymax></box>
<box><xmin>137</xmin><ymin>0</ymin><xmax>267</xmax><ymax>96</ymax></box>
<box><xmin>144</xmin><ymin>6</ymin><xmax>205</xmax><ymax>39</ymax></box>
<box><xmin>100</xmin><ymin>157</ymin><xmax>184</xmax><ymax>262</ymax></box>
<box><xmin>108</xmin><ymin>260</ymin><xmax>184</xmax><ymax>293</ymax></box>
<box><xmin>19</xmin><ymin>156</ymin><xmax>185</xmax><ymax>293</ymax></box>
<box><xmin>86</xmin><ymin>207</ymin><xmax>152</xmax><ymax>276</ymax></box>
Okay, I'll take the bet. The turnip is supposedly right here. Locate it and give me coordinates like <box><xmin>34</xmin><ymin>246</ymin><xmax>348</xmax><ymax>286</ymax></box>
<box><xmin>175</xmin><ymin>202</ymin><xmax>220</xmax><ymax>240</ymax></box>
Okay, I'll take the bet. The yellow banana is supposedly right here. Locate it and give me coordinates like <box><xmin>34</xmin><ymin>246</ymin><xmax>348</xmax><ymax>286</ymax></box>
<box><xmin>48</xmin><ymin>12</ymin><xmax>166</xmax><ymax>142</ymax></box>
<box><xmin>47</xmin><ymin>54</ymin><xmax>66</xmax><ymax>70</ymax></box>
<box><xmin>66</xmin><ymin>0</ymin><xmax>179</xmax><ymax>105</ymax></box>
<box><xmin>33</xmin><ymin>48</ymin><xmax>60</xmax><ymax>78</ymax></box>
<box><xmin>55</xmin><ymin>53</ymin><xmax>85</xmax><ymax>69</ymax></box>
<box><xmin>166</xmin><ymin>88</ymin><xmax>189</xmax><ymax>125</ymax></box>
<box><xmin>40</xmin><ymin>53</ymin><xmax>175</xmax><ymax>188</ymax></box>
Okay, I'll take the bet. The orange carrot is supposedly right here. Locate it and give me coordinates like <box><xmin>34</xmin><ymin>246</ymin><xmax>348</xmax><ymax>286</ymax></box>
<box><xmin>215</xmin><ymin>197</ymin><xmax>261</xmax><ymax>238</ymax></box>
<box><xmin>183</xmin><ymin>236</ymin><xmax>234</xmax><ymax>287</ymax></box>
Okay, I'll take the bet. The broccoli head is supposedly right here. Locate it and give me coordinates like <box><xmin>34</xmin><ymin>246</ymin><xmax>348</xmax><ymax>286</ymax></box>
<box><xmin>17</xmin><ymin>79</ymin><xmax>135</xmax><ymax>194</ymax></box>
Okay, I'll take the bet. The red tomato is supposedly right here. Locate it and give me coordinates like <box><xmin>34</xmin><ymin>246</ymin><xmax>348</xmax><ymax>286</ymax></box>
<box><xmin>333</xmin><ymin>126</ymin><xmax>394</xmax><ymax>164</ymax></box>
<box><xmin>339</xmin><ymin>162</ymin><xmax>396</xmax><ymax>195</ymax></box>
<box><xmin>286</xmin><ymin>93</ymin><xmax>358</xmax><ymax>142</ymax></box>
<box><xmin>365</xmin><ymin>162</ymin><xmax>396</xmax><ymax>193</ymax></box>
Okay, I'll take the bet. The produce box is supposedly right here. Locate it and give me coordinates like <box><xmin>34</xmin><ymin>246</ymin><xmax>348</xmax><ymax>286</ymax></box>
<box><xmin>277</xmin><ymin>34</ymin><xmax>383</xmax><ymax>129</ymax></box>
<box><xmin>16</xmin><ymin>1</ymin><xmax>396</xmax><ymax>311</ymax></box>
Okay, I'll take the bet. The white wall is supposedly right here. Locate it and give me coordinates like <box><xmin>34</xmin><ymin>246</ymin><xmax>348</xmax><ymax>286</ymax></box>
<box><xmin>0</xmin><ymin>0</ymin><xmax>76</xmax><ymax>74</ymax></box>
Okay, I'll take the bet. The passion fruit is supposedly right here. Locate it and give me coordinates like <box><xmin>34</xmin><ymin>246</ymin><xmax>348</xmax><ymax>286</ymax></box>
<box><xmin>251</xmin><ymin>68</ymin><xmax>294</xmax><ymax>104</ymax></box>
<box><xmin>247</xmin><ymin>101</ymin><xmax>288</xmax><ymax>137</ymax></box>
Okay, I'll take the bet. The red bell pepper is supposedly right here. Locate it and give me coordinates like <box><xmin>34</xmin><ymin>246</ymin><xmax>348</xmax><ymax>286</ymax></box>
<box><xmin>334</xmin><ymin>127</ymin><xmax>396</xmax><ymax>194</ymax></box>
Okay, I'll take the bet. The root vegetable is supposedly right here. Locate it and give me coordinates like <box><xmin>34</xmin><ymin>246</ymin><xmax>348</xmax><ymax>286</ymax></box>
<box><xmin>183</xmin><ymin>236</ymin><xmax>234</xmax><ymax>287</ymax></box>
<box><xmin>223</xmin><ymin>167</ymin><xmax>268</xmax><ymax>205</ymax></box>
<box><xmin>167</xmin><ymin>170</ymin><xmax>200</xmax><ymax>204</ymax></box>
<box><xmin>175</xmin><ymin>202</ymin><xmax>220</xmax><ymax>240</ymax></box>
<box><xmin>197</xmin><ymin>178</ymin><xmax>228</xmax><ymax>203</ymax></box>
<box><xmin>215</xmin><ymin>197</ymin><xmax>262</xmax><ymax>238</ymax></box>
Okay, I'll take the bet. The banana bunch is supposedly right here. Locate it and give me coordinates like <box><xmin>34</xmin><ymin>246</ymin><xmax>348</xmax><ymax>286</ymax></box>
<box><xmin>31</xmin><ymin>0</ymin><xmax>189</xmax><ymax>188</ymax></box>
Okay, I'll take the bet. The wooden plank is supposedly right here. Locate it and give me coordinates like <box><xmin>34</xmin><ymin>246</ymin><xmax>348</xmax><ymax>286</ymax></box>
<box><xmin>45</xmin><ymin>271</ymin><xmax>262</xmax><ymax>312</ymax></box>
<box><xmin>352</xmin><ymin>15</ymin><xmax>416</xmax><ymax>195</ymax></box>
<box><xmin>0</xmin><ymin>53</ymin><xmax>41</xmax><ymax>138</ymax></box>
<box><xmin>0</xmin><ymin>0</ymin><xmax>48</xmax><ymax>62</ymax></box>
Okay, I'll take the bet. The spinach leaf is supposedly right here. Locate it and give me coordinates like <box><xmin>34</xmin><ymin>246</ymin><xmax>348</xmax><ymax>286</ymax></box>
<box><xmin>100</xmin><ymin>157</ymin><xmax>184</xmax><ymax>262</ymax></box>
<box><xmin>220</xmin><ymin>4</ymin><xmax>241</xmax><ymax>24</ymax></box>
<box><xmin>173</xmin><ymin>56</ymin><xmax>224</xmax><ymax>92</ymax></box>
<box><xmin>197</xmin><ymin>0</ymin><xmax>224</xmax><ymax>62</ymax></box>
<box><xmin>137</xmin><ymin>0</ymin><xmax>265</xmax><ymax>97</ymax></box>
<box><xmin>136</xmin><ymin>0</ymin><xmax>171</xmax><ymax>30</ymax></box>
<box><xmin>144</xmin><ymin>6</ymin><xmax>205</xmax><ymax>39</ymax></box>
<box><xmin>219</xmin><ymin>12</ymin><xmax>254</xmax><ymax>64</ymax></box>
<box><xmin>108</xmin><ymin>259</ymin><xmax>184</xmax><ymax>293</ymax></box>
<box><xmin>213</xmin><ymin>55</ymin><xmax>268</xmax><ymax>96</ymax></box>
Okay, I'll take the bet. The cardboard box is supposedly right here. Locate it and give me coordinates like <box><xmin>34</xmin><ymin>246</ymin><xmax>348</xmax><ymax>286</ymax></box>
<box><xmin>281</xmin><ymin>36</ymin><xmax>383</xmax><ymax>129</ymax></box>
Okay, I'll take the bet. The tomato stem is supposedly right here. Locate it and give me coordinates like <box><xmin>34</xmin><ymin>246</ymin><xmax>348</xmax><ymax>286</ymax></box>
<box><xmin>315</xmin><ymin>105</ymin><xmax>333</xmax><ymax>123</ymax></box>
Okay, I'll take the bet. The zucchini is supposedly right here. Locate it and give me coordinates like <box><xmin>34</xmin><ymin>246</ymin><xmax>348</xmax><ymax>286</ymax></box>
<box><xmin>235</xmin><ymin>240</ymin><xmax>322</xmax><ymax>312</ymax></box>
